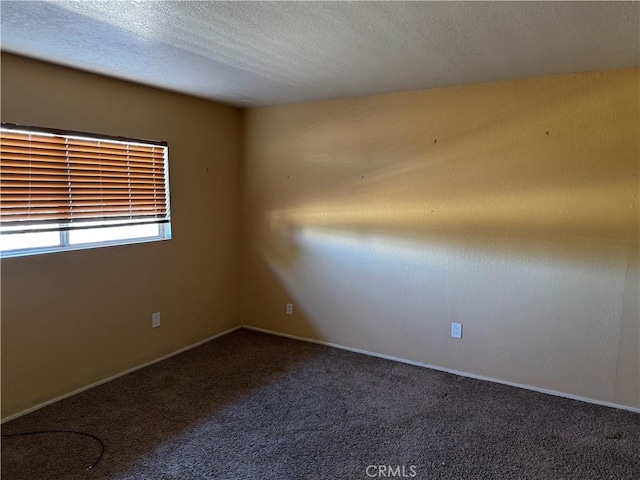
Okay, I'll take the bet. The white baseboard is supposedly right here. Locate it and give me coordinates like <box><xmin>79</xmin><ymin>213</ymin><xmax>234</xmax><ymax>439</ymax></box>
<box><xmin>243</xmin><ymin>325</ymin><xmax>640</xmax><ymax>414</ymax></box>
<box><xmin>1</xmin><ymin>326</ymin><xmax>242</xmax><ymax>424</ymax></box>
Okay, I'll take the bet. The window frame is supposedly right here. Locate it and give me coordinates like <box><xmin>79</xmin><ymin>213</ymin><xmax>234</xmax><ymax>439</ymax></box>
<box><xmin>0</xmin><ymin>124</ymin><xmax>172</xmax><ymax>258</ymax></box>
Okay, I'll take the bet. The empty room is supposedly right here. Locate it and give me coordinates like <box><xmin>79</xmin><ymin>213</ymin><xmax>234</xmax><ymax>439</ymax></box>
<box><xmin>1</xmin><ymin>1</ymin><xmax>638</xmax><ymax>479</ymax></box>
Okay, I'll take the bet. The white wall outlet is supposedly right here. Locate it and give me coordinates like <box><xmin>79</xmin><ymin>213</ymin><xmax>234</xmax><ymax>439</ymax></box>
<box><xmin>451</xmin><ymin>322</ymin><xmax>462</xmax><ymax>339</ymax></box>
<box><xmin>286</xmin><ymin>303</ymin><xmax>293</xmax><ymax>315</ymax></box>
<box><xmin>152</xmin><ymin>312</ymin><xmax>161</xmax><ymax>328</ymax></box>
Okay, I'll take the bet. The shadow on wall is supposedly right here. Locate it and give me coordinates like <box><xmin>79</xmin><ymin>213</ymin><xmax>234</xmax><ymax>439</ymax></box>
<box><xmin>243</xmin><ymin>68</ymin><xmax>640</xmax><ymax>406</ymax></box>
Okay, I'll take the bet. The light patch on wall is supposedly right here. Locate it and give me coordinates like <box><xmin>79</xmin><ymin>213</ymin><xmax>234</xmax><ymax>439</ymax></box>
<box><xmin>261</xmin><ymin>223</ymin><xmax>629</xmax><ymax>402</ymax></box>
<box><xmin>266</xmin><ymin>148</ymin><xmax>637</xmax><ymax>243</ymax></box>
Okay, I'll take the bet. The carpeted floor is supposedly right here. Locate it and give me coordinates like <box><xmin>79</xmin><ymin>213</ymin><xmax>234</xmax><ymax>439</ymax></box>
<box><xmin>2</xmin><ymin>329</ymin><xmax>639</xmax><ymax>479</ymax></box>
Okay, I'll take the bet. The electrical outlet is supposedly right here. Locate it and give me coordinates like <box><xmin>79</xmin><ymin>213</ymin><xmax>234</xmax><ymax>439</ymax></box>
<box><xmin>451</xmin><ymin>322</ymin><xmax>462</xmax><ymax>339</ymax></box>
<box><xmin>286</xmin><ymin>303</ymin><xmax>293</xmax><ymax>315</ymax></box>
<box><xmin>152</xmin><ymin>312</ymin><xmax>161</xmax><ymax>328</ymax></box>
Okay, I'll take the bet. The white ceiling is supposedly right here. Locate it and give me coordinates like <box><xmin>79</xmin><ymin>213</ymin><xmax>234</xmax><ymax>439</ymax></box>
<box><xmin>1</xmin><ymin>1</ymin><xmax>639</xmax><ymax>107</ymax></box>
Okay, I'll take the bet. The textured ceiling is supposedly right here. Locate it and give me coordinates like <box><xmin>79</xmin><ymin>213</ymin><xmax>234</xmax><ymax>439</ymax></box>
<box><xmin>1</xmin><ymin>1</ymin><xmax>639</xmax><ymax>106</ymax></box>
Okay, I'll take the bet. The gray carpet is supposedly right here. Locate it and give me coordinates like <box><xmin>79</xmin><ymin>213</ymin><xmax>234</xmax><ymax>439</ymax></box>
<box><xmin>2</xmin><ymin>329</ymin><xmax>638</xmax><ymax>479</ymax></box>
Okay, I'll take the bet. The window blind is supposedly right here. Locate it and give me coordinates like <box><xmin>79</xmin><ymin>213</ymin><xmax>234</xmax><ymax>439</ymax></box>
<box><xmin>0</xmin><ymin>125</ymin><xmax>170</xmax><ymax>233</ymax></box>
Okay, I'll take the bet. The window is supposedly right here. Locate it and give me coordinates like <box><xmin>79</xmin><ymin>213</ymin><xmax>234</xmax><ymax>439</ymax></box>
<box><xmin>0</xmin><ymin>124</ymin><xmax>171</xmax><ymax>257</ymax></box>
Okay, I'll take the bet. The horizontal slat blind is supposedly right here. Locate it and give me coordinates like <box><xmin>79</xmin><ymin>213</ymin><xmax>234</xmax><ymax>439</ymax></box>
<box><xmin>0</xmin><ymin>127</ymin><xmax>170</xmax><ymax>232</ymax></box>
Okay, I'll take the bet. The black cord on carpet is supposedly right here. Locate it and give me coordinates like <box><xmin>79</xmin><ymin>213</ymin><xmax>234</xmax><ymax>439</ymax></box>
<box><xmin>2</xmin><ymin>430</ymin><xmax>105</xmax><ymax>470</ymax></box>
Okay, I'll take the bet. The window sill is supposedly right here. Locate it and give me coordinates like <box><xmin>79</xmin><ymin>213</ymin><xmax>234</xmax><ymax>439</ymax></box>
<box><xmin>1</xmin><ymin>235</ymin><xmax>171</xmax><ymax>259</ymax></box>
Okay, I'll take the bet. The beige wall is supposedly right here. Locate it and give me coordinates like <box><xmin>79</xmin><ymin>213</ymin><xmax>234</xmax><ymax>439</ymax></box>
<box><xmin>2</xmin><ymin>54</ymin><xmax>638</xmax><ymax>417</ymax></box>
<box><xmin>242</xmin><ymin>68</ymin><xmax>640</xmax><ymax>409</ymax></box>
<box><xmin>1</xmin><ymin>53</ymin><xmax>243</xmax><ymax>417</ymax></box>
